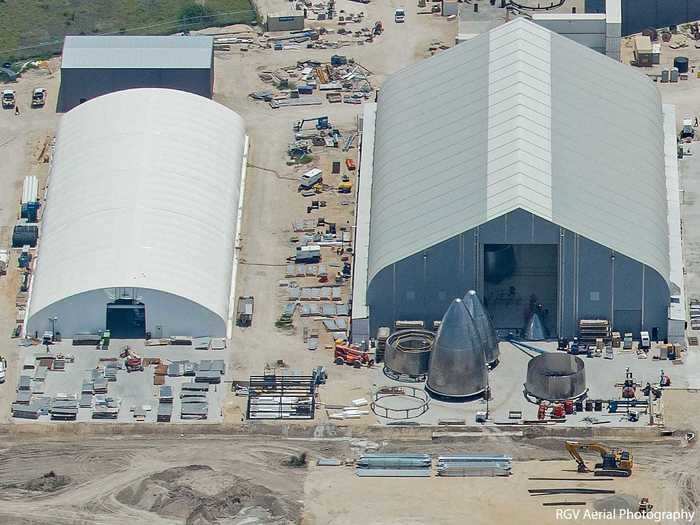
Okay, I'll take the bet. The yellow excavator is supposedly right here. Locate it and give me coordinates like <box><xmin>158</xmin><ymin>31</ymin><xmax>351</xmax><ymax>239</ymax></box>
<box><xmin>565</xmin><ymin>441</ymin><xmax>633</xmax><ymax>477</ymax></box>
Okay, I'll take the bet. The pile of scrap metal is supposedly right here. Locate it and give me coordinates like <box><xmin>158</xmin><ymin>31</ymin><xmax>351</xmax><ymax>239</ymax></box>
<box><xmin>213</xmin><ymin>34</ymin><xmax>261</xmax><ymax>51</ymax></box>
<box><xmin>251</xmin><ymin>57</ymin><xmax>373</xmax><ymax>108</ymax></box>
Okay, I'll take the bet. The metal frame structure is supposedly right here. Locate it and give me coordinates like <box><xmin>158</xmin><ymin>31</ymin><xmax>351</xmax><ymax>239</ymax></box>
<box><xmin>246</xmin><ymin>374</ymin><xmax>316</xmax><ymax>420</ymax></box>
<box><xmin>371</xmin><ymin>385</ymin><xmax>430</xmax><ymax>420</ymax></box>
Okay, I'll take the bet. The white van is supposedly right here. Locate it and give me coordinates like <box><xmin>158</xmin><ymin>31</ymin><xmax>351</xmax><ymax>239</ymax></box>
<box><xmin>394</xmin><ymin>8</ymin><xmax>406</xmax><ymax>23</ymax></box>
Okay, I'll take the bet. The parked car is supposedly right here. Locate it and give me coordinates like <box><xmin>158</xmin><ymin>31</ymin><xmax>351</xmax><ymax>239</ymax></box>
<box><xmin>31</xmin><ymin>88</ymin><xmax>47</xmax><ymax>108</ymax></box>
<box><xmin>394</xmin><ymin>8</ymin><xmax>406</xmax><ymax>23</ymax></box>
<box><xmin>2</xmin><ymin>89</ymin><xmax>16</xmax><ymax>109</ymax></box>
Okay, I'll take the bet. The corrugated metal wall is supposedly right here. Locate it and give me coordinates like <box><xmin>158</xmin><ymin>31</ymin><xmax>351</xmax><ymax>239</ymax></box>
<box><xmin>366</xmin><ymin>209</ymin><xmax>669</xmax><ymax>339</ymax></box>
<box><xmin>587</xmin><ymin>0</ymin><xmax>700</xmax><ymax>36</ymax></box>
<box><xmin>57</xmin><ymin>68</ymin><xmax>213</xmax><ymax>112</ymax></box>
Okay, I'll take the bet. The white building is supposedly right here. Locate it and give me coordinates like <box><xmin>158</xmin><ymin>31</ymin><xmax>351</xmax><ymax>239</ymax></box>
<box><xmin>26</xmin><ymin>88</ymin><xmax>247</xmax><ymax>339</ymax></box>
<box><xmin>352</xmin><ymin>18</ymin><xmax>684</xmax><ymax>344</ymax></box>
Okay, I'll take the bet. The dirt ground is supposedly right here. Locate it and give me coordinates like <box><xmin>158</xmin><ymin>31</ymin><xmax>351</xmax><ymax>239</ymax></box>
<box><xmin>0</xmin><ymin>432</ymin><xmax>694</xmax><ymax>524</ymax></box>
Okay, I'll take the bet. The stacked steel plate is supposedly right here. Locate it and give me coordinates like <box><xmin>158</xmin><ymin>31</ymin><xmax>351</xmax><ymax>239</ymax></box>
<box><xmin>436</xmin><ymin>455</ymin><xmax>512</xmax><ymax>477</ymax></box>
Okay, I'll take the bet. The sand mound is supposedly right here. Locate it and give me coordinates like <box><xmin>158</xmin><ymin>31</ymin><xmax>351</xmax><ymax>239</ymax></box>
<box><xmin>117</xmin><ymin>465</ymin><xmax>300</xmax><ymax>524</ymax></box>
<box><xmin>593</xmin><ymin>494</ymin><xmax>640</xmax><ymax>513</ymax></box>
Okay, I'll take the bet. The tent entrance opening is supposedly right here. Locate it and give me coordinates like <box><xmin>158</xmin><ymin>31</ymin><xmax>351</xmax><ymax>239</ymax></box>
<box><xmin>106</xmin><ymin>299</ymin><xmax>146</xmax><ymax>339</ymax></box>
<box><xmin>483</xmin><ymin>244</ymin><xmax>558</xmax><ymax>337</ymax></box>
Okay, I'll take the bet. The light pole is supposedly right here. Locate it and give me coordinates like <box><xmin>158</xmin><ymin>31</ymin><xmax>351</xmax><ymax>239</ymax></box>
<box><xmin>49</xmin><ymin>316</ymin><xmax>58</xmax><ymax>342</ymax></box>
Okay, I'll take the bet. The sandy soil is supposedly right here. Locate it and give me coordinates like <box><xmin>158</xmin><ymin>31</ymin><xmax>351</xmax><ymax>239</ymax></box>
<box><xmin>0</xmin><ymin>432</ymin><xmax>694</xmax><ymax>524</ymax></box>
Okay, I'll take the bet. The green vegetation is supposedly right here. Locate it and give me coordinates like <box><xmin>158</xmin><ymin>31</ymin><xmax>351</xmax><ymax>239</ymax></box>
<box><xmin>0</xmin><ymin>0</ymin><xmax>257</xmax><ymax>63</ymax></box>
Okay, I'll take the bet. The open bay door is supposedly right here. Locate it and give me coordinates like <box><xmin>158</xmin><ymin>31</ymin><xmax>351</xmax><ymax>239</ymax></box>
<box><xmin>106</xmin><ymin>299</ymin><xmax>146</xmax><ymax>339</ymax></box>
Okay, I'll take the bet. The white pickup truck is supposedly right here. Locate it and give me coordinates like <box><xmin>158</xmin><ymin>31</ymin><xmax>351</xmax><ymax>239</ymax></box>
<box><xmin>2</xmin><ymin>89</ymin><xmax>15</xmax><ymax>109</ymax></box>
<box><xmin>394</xmin><ymin>8</ymin><xmax>406</xmax><ymax>23</ymax></box>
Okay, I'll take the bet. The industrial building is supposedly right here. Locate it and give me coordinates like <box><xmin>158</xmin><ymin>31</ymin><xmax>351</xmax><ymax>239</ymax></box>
<box><xmin>26</xmin><ymin>88</ymin><xmax>247</xmax><ymax>339</ymax></box>
<box><xmin>266</xmin><ymin>11</ymin><xmax>306</xmax><ymax>32</ymax></box>
<box><xmin>455</xmin><ymin>0</ymin><xmax>621</xmax><ymax>61</ymax></box>
<box><xmin>351</xmin><ymin>18</ymin><xmax>684</xmax><ymax>344</ymax></box>
<box><xmin>56</xmin><ymin>35</ymin><xmax>214</xmax><ymax>112</ymax></box>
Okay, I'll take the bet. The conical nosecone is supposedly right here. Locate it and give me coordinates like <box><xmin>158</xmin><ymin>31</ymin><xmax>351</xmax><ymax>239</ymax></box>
<box><xmin>463</xmin><ymin>289</ymin><xmax>500</xmax><ymax>366</ymax></box>
<box><xmin>524</xmin><ymin>312</ymin><xmax>547</xmax><ymax>341</ymax></box>
<box><xmin>426</xmin><ymin>298</ymin><xmax>487</xmax><ymax>399</ymax></box>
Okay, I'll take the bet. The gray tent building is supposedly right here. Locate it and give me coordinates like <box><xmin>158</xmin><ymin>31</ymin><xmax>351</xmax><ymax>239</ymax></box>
<box><xmin>351</xmin><ymin>18</ymin><xmax>685</xmax><ymax>344</ymax></box>
<box><xmin>57</xmin><ymin>35</ymin><xmax>214</xmax><ymax>112</ymax></box>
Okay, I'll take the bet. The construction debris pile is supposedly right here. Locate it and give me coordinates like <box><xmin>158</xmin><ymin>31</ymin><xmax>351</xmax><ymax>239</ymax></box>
<box><xmin>251</xmin><ymin>57</ymin><xmax>373</xmax><ymax>108</ymax></box>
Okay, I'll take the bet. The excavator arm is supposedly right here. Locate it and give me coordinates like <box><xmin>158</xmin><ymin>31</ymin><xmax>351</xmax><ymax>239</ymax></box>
<box><xmin>565</xmin><ymin>441</ymin><xmax>593</xmax><ymax>472</ymax></box>
<box><xmin>564</xmin><ymin>441</ymin><xmax>633</xmax><ymax>477</ymax></box>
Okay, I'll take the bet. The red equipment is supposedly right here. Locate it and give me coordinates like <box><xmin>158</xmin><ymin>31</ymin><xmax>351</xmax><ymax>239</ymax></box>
<box><xmin>564</xmin><ymin>399</ymin><xmax>574</xmax><ymax>415</ymax></box>
<box><xmin>538</xmin><ymin>403</ymin><xmax>547</xmax><ymax>420</ymax></box>
<box><xmin>345</xmin><ymin>158</ymin><xmax>356</xmax><ymax>171</ymax></box>
<box><xmin>334</xmin><ymin>341</ymin><xmax>374</xmax><ymax>368</ymax></box>
<box><xmin>551</xmin><ymin>403</ymin><xmax>565</xmax><ymax>418</ymax></box>
<box><xmin>126</xmin><ymin>357</ymin><xmax>144</xmax><ymax>372</ymax></box>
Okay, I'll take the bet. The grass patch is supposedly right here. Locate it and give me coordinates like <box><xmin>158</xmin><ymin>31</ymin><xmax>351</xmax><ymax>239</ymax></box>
<box><xmin>0</xmin><ymin>0</ymin><xmax>257</xmax><ymax>63</ymax></box>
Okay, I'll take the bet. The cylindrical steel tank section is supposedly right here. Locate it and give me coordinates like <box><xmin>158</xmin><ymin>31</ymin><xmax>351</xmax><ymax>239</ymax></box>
<box><xmin>525</xmin><ymin>353</ymin><xmax>586</xmax><ymax>401</ymax></box>
<box><xmin>426</xmin><ymin>299</ymin><xmax>487</xmax><ymax>400</ymax></box>
<box><xmin>384</xmin><ymin>329</ymin><xmax>435</xmax><ymax>379</ymax></box>
<box><xmin>463</xmin><ymin>290</ymin><xmax>500</xmax><ymax>367</ymax></box>
<box><xmin>484</xmin><ymin>244</ymin><xmax>515</xmax><ymax>284</ymax></box>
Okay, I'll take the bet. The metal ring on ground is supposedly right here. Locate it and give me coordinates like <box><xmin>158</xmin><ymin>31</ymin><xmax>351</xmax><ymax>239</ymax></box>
<box><xmin>371</xmin><ymin>385</ymin><xmax>430</xmax><ymax>420</ymax></box>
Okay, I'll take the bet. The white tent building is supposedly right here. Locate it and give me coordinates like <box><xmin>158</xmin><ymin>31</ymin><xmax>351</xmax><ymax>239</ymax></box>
<box><xmin>26</xmin><ymin>88</ymin><xmax>247</xmax><ymax>339</ymax></box>
<box><xmin>352</xmin><ymin>18</ymin><xmax>684</xmax><ymax>343</ymax></box>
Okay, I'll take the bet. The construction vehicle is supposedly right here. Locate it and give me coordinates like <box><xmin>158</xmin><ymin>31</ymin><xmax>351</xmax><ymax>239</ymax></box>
<box><xmin>373</xmin><ymin>21</ymin><xmax>384</xmax><ymax>36</ymax></box>
<box><xmin>565</xmin><ymin>441</ymin><xmax>633</xmax><ymax>477</ymax></box>
<box><xmin>120</xmin><ymin>346</ymin><xmax>144</xmax><ymax>372</ymax></box>
<box><xmin>334</xmin><ymin>341</ymin><xmax>374</xmax><ymax>368</ymax></box>
<box><xmin>31</xmin><ymin>88</ymin><xmax>47</xmax><ymax>108</ymax></box>
<box><xmin>237</xmin><ymin>296</ymin><xmax>254</xmax><ymax>327</ymax></box>
<box><xmin>639</xmin><ymin>331</ymin><xmax>651</xmax><ymax>350</ymax></box>
<box><xmin>681</xmin><ymin>118</ymin><xmax>695</xmax><ymax>139</ymax></box>
<box><xmin>2</xmin><ymin>89</ymin><xmax>15</xmax><ymax>109</ymax></box>
<box><xmin>293</xmin><ymin>116</ymin><xmax>330</xmax><ymax>133</ymax></box>
<box><xmin>639</xmin><ymin>498</ymin><xmax>654</xmax><ymax>513</ymax></box>
<box><xmin>338</xmin><ymin>181</ymin><xmax>352</xmax><ymax>193</ymax></box>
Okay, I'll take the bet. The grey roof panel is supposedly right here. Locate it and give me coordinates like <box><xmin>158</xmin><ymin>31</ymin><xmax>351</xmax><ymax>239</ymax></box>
<box><xmin>61</xmin><ymin>35</ymin><xmax>213</xmax><ymax>69</ymax></box>
<box><xmin>367</xmin><ymin>18</ymin><xmax>669</xmax><ymax>285</ymax></box>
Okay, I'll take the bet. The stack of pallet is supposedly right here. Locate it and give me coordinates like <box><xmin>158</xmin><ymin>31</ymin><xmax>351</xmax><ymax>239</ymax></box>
<box><xmin>154</xmin><ymin>363</ymin><xmax>167</xmax><ymax>385</ymax></box>
<box><xmin>578</xmin><ymin>319</ymin><xmax>610</xmax><ymax>345</ymax></box>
